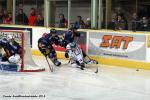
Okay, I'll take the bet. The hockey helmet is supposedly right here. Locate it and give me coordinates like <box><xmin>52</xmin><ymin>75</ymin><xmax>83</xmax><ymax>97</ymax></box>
<box><xmin>70</xmin><ymin>42</ymin><xmax>77</xmax><ymax>49</ymax></box>
<box><xmin>69</xmin><ymin>26</ymin><xmax>78</xmax><ymax>31</ymax></box>
<box><xmin>50</xmin><ymin>29</ymin><xmax>57</xmax><ymax>34</ymax></box>
<box><xmin>69</xmin><ymin>26</ymin><xmax>78</xmax><ymax>33</ymax></box>
<box><xmin>7</xmin><ymin>35</ymin><xmax>14</xmax><ymax>42</ymax></box>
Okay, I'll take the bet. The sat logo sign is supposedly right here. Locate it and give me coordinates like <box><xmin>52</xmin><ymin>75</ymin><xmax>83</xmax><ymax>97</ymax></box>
<box><xmin>88</xmin><ymin>32</ymin><xmax>146</xmax><ymax>61</ymax></box>
<box><xmin>100</xmin><ymin>35</ymin><xmax>133</xmax><ymax>49</ymax></box>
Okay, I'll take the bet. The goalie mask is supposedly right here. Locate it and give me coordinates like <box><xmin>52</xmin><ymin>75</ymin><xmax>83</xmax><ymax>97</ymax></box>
<box><xmin>7</xmin><ymin>35</ymin><xmax>15</xmax><ymax>44</ymax></box>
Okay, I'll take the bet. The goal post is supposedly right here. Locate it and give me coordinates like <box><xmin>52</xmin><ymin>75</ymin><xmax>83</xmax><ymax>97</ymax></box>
<box><xmin>0</xmin><ymin>30</ymin><xmax>45</xmax><ymax>72</ymax></box>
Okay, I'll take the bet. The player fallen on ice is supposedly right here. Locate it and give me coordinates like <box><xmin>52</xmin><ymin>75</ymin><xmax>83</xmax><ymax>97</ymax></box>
<box><xmin>38</xmin><ymin>29</ymin><xmax>62</xmax><ymax>66</ymax></box>
<box><xmin>63</xmin><ymin>27</ymin><xmax>98</xmax><ymax>70</ymax></box>
<box><xmin>0</xmin><ymin>35</ymin><xmax>21</xmax><ymax>64</ymax></box>
<box><xmin>0</xmin><ymin>35</ymin><xmax>21</xmax><ymax>71</ymax></box>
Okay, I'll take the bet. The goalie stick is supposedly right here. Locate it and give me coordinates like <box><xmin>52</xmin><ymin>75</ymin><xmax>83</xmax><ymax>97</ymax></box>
<box><xmin>45</xmin><ymin>56</ymin><xmax>53</xmax><ymax>72</ymax></box>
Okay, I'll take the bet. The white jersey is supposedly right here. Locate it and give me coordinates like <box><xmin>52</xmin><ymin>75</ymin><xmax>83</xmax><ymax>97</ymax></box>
<box><xmin>66</xmin><ymin>42</ymin><xmax>84</xmax><ymax>64</ymax></box>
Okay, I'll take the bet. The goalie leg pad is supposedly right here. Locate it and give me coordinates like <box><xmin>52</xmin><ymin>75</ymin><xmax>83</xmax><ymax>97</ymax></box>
<box><xmin>8</xmin><ymin>54</ymin><xmax>20</xmax><ymax>64</ymax></box>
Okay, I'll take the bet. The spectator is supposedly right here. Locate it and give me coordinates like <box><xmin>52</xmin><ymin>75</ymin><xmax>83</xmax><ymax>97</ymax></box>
<box><xmin>139</xmin><ymin>17</ymin><xmax>150</xmax><ymax>31</ymax></box>
<box><xmin>122</xmin><ymin>16</ymin><xmax>128</xmax><ymax>30</ymax></box>
<box><xmin>18</xmin><ymin>3</ymin><xmax>23</xmax><ymax>10</ymax></box>
<box><xmin>85</xmin><ymin>18</ymin><xmax>91</xmax><ymax>29</ymax></box>
<box><xmin>16</xmin><ymin>3</ymin><xmax>24</xmax><ymax>15</ymax></box>
<box><xmin>115</xmin><ymin>9</ymin><xmax>128</xmax><ymax>30</ymax></box>
<box><xmin>16</xmin><ymin>9</ymin><xmax>28</xmax><ymax>25</ymax></box>
<box><xmin>28</xmin><ymin>8</ymin><xmax>36</xmax><ymax>26</ymax></box>
<box><xmin>3</xmin><ymin>10</ymin><xmax>8</xmax><ymax>20</ymax></box>
<box><xmin>131</xmin><ymin>13</ymin><xmax>140</xmax><ymax>31</ymax></box>
<box><xmin>58</xmin><ymin>13</ymin><xmax>68</xmax><ymax>28</ymax></box>
<box><xmin>74</xmin><ymin>16</ymin><xmax>85</xmax><ymax>29</ymax></box>
<box><xmin>108</xmin><ymin>13</ymin><xmax>117</xmax><ymax>30</ymax></box>
<box><xmin>36</xmin><ymin>14</ymin><xmax>44</xmax><ymax>26</ymax></box>
<box><xmin>3</xmin><ymin>12</ymin><xmax>12</xmax><ymax>24</ymax></box>
<box><xmin>115</xmin><ymin>15</ymin><xmax>126</xmax><ymax>30</ymax></box>
<box><xmin>0</xmin><ymin>11</ymin><xmax>3</xmax><ymax>24</ymax></box>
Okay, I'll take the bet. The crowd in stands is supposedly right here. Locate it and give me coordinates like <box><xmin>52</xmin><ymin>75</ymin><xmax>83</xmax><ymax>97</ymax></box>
<box><xmin>131</xmin><ymin>13</ymin><xmax>150</xmax><ymax>31</ymax></box>
<box><xmin>0</xmin><ymin>7</ymin><xmax>44</xmax><ymax>26</ymax></box>
<box><xmin>0</xmin><ymin>10</ymin><xmax>12</xmax><ymax>24</ymax></box>
<box><xmin>0</xmin><ymin>4</ymin><xmax>91</xmax><ymax>29</ymax></box>
<box><xmin>58</xmin><ymin>14</ymin><xmax>91</xmax><ymax>29</ymax></box>
<box><xmin>0</xmin><ymin>5</ymin><xmax>150</xmax><ymax>31</ymax></box>
<box><xmin>108</xmin><ymin>12</ymin><xmax>150</xmax><ymax>31</ymax></box>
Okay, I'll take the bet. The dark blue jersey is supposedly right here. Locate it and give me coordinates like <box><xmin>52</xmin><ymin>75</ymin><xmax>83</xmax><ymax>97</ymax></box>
<box><xmin>38</xmin><ymin>36</ymin><xmax>52</xmax><ymax>52</ymax></box>
<box><xmin>64</xmin><ymin>30</ymin><xmax>80</xmax><ymax>43</ymax></box>
<box><xmin>38</xmin><ymin>34</ymin><xmax>62</xmax><ymax>48</ymax></box>
<box><xmin>0</xmin><ymin>38</ymin><xmax>21</xmax><ymax>57</ymax></box>
<box><xmin>38</xmin><ymin>33</ymin><xmax>63</xmax><ymax>52</ymax></box>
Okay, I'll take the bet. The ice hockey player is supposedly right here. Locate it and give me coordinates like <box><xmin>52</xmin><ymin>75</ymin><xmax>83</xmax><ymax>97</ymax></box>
<box><xmin>38</xmin><ymin>29</ymin><xmax>62</xmax><ymax>66</ymax></box>
<box><xmin>0</xmin><ymin>35</ymin><xmax>21</xmax><ymax>64</ymax></box>
<box><xmin>66</xmin><ymin>42</ymin><xmax>85</xmax><ymax>70</ymax></box>
<box><xmin>63</xmin><ymin>27</ymin><xmax>98</xmax><ymax>70</ymax></box>
<box><xmin>63</xmin><ymin>27</ymin><xmax>80</xmax><ymax>44</ymax></box>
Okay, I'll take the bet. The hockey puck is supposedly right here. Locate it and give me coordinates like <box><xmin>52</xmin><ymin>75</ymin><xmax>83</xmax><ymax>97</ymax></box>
<box><xmin>136</xmin><ymin>69</ymin><xmax>139</xmax><ymax>71</ymax></box>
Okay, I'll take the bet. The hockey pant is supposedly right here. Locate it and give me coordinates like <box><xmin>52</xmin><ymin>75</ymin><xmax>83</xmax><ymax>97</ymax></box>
<box><xmin>39</xmin><ymin>46</ymin><xmax>61</xmax><ymax>66</ymax></box>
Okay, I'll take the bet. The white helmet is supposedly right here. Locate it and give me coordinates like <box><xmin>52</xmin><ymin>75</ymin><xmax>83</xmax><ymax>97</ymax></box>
<box><xmin>7</xmin><ymin>35</ymin><xmax>14</xmax><ymax>41</ymax></box>
<box><xmin>70</xmin><ymin>42</ymin><xmax>77</xmax><ymax>49</ymax></box>
<box><xmin>7</xmin><ymin>35</ymin><xmax>13</xmax><ymax>39</ymax></box>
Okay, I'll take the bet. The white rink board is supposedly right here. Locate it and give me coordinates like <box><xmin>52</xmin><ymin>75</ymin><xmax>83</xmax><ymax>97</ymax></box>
<box><xmin>1</xmin><ymin>25</ymin><xmax>150</xmax><ymax>65</ymax></box>
<box><xmin>32</xmin><ymin>28</ymin><xmax>50</xmax><ymax>50</ymax></box>
<box><xmin>87</xmin><ymin>31</ymin><xmax>150</xmax><ymax>62</ymax></box>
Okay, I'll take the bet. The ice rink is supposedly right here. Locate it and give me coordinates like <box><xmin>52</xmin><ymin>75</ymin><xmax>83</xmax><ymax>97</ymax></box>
<box><xmin>0</xmin><ymin>55</ymin><xmax>150</xmax><ymax>100</ymax></box>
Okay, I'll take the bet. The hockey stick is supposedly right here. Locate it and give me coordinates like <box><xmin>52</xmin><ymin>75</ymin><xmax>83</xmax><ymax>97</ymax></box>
<box><xmin>67</xmin><ymin>56</ymin><xmax>98</xmax><ymax>74</ymax></box>
<box><xmin>45</xmin><ymin>56</ymin><xmax>53</xmax><ymax>72</ymax></box>
<box><xmin>79</xmin><ymin>44</ymin><xmax>99</xmax><ymax>73</ymax></box>
<box><xmin>84</xmin><ymin>54</ymin><xmax>99</xmax><ymax>74</ymax></box>
<box><xmin>84</xmin><ymin>60</ymin><xmax>99</xmax><ymax>74</ymax></box>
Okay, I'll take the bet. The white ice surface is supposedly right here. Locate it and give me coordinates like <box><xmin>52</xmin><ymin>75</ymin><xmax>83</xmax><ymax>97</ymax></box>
<box><xmin>0</xmin><ymin>56</ymin><xmax>150</xmax><ymax>100</ymax></box>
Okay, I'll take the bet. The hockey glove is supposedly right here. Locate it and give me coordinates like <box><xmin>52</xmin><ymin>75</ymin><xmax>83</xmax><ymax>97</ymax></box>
<box><xmin>65</xmin><ymin>51</ymin><xmax>69</xmax><ymax>58</ymax></box>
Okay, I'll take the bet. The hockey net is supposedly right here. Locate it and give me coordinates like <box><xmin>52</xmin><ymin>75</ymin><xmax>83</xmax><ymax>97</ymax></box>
<box><xmin>0</xmin><ymin>30</ymin><xmax>45</xmax><ymax>72</ymax></box>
